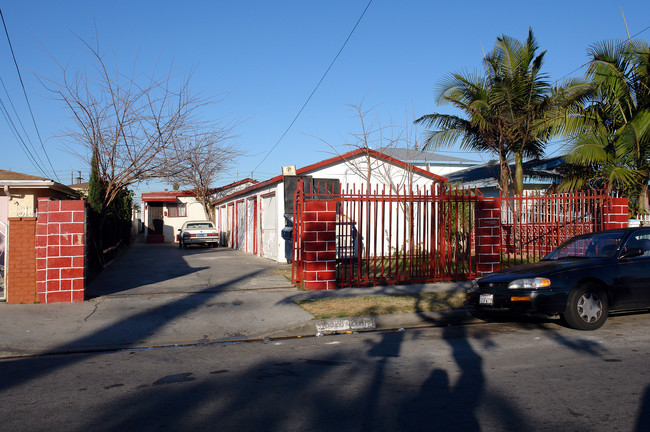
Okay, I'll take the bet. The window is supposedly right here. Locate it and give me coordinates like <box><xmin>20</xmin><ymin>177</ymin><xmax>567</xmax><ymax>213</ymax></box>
<box><xmin>167</xmin><ymin>203</ymin><xmax>187</xmax><ymax>218</ymax></box>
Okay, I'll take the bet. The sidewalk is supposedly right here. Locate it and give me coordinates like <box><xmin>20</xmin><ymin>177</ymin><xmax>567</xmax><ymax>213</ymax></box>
<box><xmin>0</xmin><ymin>241</ymin><xmax>475</xmax><ymax>358</ymax></box>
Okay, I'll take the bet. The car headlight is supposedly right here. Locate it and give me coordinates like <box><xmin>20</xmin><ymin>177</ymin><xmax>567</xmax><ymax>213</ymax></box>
<box><xmin>508</xmin><ymin>277</ymin><xmax>551</xmax><ymax>289</ymax></box>
<box><xmin>471</xmin><ymin>279</ymin><xmax>479</xmax><ymax>289</ymax></box>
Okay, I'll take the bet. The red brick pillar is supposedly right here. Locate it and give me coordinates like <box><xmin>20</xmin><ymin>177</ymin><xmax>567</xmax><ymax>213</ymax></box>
<box><xmin>6</xmin><ymin>217</ymin><xmax>37</xmax><ymax>304</ymax></box>
<box><xmin>301</xmin><ymin>200</ymin><xmax>337</xmax><ymax>290</ymax></box>
<box><xmin>603</xmin><ymin>197</ymin><xmax>629</xmax><ymax>230</ymax></box>
<box><xmin>36</xmin><ymin>199</ymin><xmax>86</xmax><ymax>303</ymax></box>
<box><xmin>476</xmin><ymin>198</ymin><xmax>501</xmax><ymax>276</ymax></box>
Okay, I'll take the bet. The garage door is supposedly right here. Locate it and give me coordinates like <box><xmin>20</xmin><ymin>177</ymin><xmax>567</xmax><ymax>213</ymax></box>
<box><xmin>261</xmin><ymin>194</ymin><xmax>277</xmax><ymax>260</ymax></box>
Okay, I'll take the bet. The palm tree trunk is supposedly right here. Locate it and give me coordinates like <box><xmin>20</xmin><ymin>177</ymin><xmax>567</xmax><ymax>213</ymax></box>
<box><xmin>638</xmin><ymin>184</ymin><xmax>649</xmax><ymax>215</ymax></box>
<box><xmin>500</xmin><ymin>154</ymin><xmax>510</xmax><ymax>197</ymax></box>
<box><xmin>514</xmin><ymin>153</ymin><xmax>524</xmax><ymax>196</ymax></box>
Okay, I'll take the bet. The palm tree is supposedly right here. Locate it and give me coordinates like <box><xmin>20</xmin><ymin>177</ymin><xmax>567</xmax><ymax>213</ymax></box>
<box><xmin>563</xmin><ymin>38</ymin><xmax>650</xmax><ymax>213</ymax></box>
<box><xmin>418</xmin><ymin>28</ymin><xmax>578</xmax><ymax>196</ymax></box>
<box><xmin>415</xmin><ymin>70</ymin><xmax>515</xmax><ymax>196</ymax></box>
<box><xmin>486</xmin><ymin>29</ymin><xmax>552</xmax><ymax>195</ymax></box>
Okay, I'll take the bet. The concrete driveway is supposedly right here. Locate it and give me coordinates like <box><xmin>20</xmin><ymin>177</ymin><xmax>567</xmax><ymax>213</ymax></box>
<box><xmin>86</xmin><ymin>241</ymin><xmax>294</xmax><ymax>297</ymax></box>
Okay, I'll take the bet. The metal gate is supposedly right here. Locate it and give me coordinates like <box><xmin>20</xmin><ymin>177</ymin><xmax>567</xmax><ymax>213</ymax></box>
<box><xmin>293</xmin><ymin>182</ymin><xmax>479</xmax><ymax>287</ymax></box>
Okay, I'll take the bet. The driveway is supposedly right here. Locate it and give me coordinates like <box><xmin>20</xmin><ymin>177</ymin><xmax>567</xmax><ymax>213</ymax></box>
<box><xmin>86</xmin><ymin>241</ymin><xmax>294</xmax><ymax>297</ymax></box>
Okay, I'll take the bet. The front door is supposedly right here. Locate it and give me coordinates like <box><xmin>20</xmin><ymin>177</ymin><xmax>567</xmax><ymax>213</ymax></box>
<box><xmin>148</xmin><ymin>203</ymin><xmax>164</xmax><ymax>235</ymax></box>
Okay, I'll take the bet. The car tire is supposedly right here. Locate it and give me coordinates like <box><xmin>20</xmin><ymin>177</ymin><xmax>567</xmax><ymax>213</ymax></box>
<box><xmin>561</xmin><ymin>283</ymin><xmax>609</xmax><ymax>330</ymax></box>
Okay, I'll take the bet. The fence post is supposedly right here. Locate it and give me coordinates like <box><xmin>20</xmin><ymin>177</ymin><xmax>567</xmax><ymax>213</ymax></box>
<box><xmin>301</xmin><ymin>198</ymin><xmax>337</xmax><ymax>290</ymax></box>
<box><xmin>35</xmin><ymin>198</ymin><xmax>86</xmax><ymax>303</ymax></box>
<box><xmin>476</xmin><ymin>198</ymin><xmax>501</xmax><ymax>276</ymax></box>
<box><xmin>603</xmin><ymin>197</ymin><xmax>629</xmax><ymax>230</ymax></box>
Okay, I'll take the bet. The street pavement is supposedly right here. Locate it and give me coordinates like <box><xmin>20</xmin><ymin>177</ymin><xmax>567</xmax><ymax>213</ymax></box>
<box><xmin>0</xmin><ymin>238</ymin><xmax>474</xmax><ymax>358</ymax></box>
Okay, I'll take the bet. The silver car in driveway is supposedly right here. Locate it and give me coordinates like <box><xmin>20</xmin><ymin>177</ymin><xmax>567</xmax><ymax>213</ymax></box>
<box><xmin>177</xmin><ymin>221</ymin><xmax>219</xmax><ymax>248</ymax></box>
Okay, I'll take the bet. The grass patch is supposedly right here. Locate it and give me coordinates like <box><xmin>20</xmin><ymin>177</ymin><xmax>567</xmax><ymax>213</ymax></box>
<box><xmin>296</xmin><ymin>291</ymin><xmax>466</xmax><ymax>320</ymax></box>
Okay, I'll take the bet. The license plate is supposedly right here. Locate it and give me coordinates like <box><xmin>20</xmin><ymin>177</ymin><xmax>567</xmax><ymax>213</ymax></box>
<box><xmin>197</xmin><ymin>233</ymin><xmax>206</xmax><ymax>237</ymax></box>
<box><xmin>479</xmin><ymin>294</ymin><xmax>494</xmax><ymax>305</ymax></box>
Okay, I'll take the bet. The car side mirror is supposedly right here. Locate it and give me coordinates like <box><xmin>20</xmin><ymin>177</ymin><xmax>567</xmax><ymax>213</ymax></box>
<box><xmin>620</xmin><ymin>247</ymin><xmax>643</xmax><ymax>259</ymax></box>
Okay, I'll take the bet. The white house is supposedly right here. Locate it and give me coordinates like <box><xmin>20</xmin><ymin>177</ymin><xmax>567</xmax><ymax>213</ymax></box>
<box><xmin>212</xmin><ymin>148</ymin><xmax>449</xmax><ymax>262</ymax></box>
<box><xmin>141</xmin><ymin>179</ymin><xmax>257</xmax><ymax>243</ymax></box>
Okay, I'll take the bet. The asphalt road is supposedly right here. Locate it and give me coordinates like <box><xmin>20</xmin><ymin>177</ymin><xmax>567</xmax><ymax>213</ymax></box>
<box><xmin>2</xmin><ymin>312</ymin><xmax>649</xmax><ymax>432</ymax></box>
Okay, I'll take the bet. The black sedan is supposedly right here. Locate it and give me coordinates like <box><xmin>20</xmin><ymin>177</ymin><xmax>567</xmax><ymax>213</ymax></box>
<box><xmin>467</xmin><ymin>228</ymin><xmax>650</xmax><ymax>330</ymax></box>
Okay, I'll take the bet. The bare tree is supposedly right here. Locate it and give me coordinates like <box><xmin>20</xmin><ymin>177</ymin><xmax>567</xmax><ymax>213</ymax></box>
<box><xmin>47</xmin><ymin>38</ymin><xmax>219</xmax><ymax>213</ymax></box>
<box><xmin>319</xmin><ymin>101</ymin><xmax>417</xmax><ymax>194</ymax></box>
<box><xmin>170</xmin><ymin>129</ymin><xmax>241</xmax><ymax>220</ymax></box>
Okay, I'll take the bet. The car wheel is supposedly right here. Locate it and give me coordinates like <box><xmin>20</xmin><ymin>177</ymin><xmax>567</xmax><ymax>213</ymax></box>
<box><xmin>562</xmin><ymin>283</ymin><xmax>609</xmax><ymax>330</ymax></box>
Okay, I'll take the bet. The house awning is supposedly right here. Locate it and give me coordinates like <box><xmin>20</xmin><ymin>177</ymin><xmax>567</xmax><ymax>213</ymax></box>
<box><xmin>142</xmin><ymin>196</ymin><xmax>178</xmax><ymax>203</ymax></box>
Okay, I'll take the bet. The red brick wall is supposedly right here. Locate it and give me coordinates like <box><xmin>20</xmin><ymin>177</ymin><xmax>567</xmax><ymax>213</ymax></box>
<box><xmin>301</xmin><ymin>200</ymin><xmax>337</xmax><ymax>290</ymax></box>
<box><xmin>6</xmin><ymin>217</ymin><xmax>37</xmax><ymax>304</ymax></box>
<box><xmin>603</xmin><ymin>197</ymin><xmax>629</xmax><ymax>230</ymax></box>
<box><xmin>476</xmin><ymin>199</ymin><xmax>502</xmax><ymax>276</ymax></box>
<box><xmin>35</xmin><ymin>199</ymin><xmax>86</xmax><ymax>303</ymax></box>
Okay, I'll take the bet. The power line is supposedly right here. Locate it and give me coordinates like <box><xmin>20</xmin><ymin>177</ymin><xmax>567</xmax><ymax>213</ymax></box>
<box><xmin>0</xmin><ymin>7</ymin><xmax>60</xmax><ymax>181</ymax></box>
<box><xmin>554</xmin><ymin>24</ymin><xmax>650</xmax><ymax>83</ymax></box>
<box><xmin>250</xmin><ymin>0</ymin><xmax>374</xmax><ymax>178</ymax></box>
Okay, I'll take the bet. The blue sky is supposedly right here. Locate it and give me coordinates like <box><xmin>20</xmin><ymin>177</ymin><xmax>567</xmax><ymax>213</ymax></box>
<box><xmin>1</xmin><ymin>0</ymin><xmax>649</xmax><ymax>196</ymax></box>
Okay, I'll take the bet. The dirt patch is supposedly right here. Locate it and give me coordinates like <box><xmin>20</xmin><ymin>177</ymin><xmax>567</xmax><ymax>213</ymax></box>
<box><xmin>296</xmin><ymin>291</ymin><xmax>466</xmax><ymax>319</ymax></box>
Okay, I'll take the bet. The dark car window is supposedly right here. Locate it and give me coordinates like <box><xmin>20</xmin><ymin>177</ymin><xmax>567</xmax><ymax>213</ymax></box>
<box><xmin>622</xmin><ymin>233</ymin><xmax>650</xmax><ymax>257</ymax></box>
<box><xmin>545</xmin><ymin>231</ymin><xmax>626</xmax><ymax>260</ymax></box>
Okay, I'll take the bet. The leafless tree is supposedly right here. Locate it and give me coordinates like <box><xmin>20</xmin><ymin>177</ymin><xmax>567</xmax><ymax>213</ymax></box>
<box><xmin>170</xmin><ymin>129</ymin><xmax>241</xmax><ymax>220</ymax></box>
<box><xmin>318</xmin><ymin>101</ymin><xmax>418</xmax><ymax>194</ymax></box>
<box><xmin>46</xmin><ymin>38</ymin><xmax>223</xmax><ymax>212</ymax></box>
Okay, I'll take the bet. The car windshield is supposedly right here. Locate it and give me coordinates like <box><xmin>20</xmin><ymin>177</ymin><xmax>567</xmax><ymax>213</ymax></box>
<box><xmin>544</xmin><ymin>231</ymin><xmax>626</xmax><ymax>260</ymax></box>
<box><xmin>186</xmin><ymin>223</ymin><xmax>214</xmax><ymax>229</ymax></box>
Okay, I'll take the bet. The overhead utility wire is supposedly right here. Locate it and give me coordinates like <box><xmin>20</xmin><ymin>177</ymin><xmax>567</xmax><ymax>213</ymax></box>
<box><xmin>0</xmin><ymin>95</ymin><xmax>45</xmax><ymax>169</ymax></box>
<box><xmin>0</xmin><ymin>76</ymin><xmax>47</xmax><ymax>172</ymax></box>
<box><xmin>0</xmin><ymin>7</ymin><xmax>60</xmax><ymax>181</ymax></box>
<box><xmin>250</xmin><ymin>0</ymin><xmax>374</xmax><ymax>177</ymax></box>
<box><xmin>554</xmin><ymin>24</ymin><xmax>650</xmax><ymax>84</ymax></box>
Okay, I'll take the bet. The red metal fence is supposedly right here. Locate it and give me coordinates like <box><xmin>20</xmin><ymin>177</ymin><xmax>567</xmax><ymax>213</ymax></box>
<box><xmin>292</xmin><ymin>183</ymin><xmax>621</xmax><ymax>289</ymax></box>
<box><xmin>498</xmin><ymin>190</ymin><xmax>610</xmax><ymax>267</ymax></box>
<box><xmin>292</xmin><ymin>181</ymin><xmax>480</xmax><ymax>287</ymax></box>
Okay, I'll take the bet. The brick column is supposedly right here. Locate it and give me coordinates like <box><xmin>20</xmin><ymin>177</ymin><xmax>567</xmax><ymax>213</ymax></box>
<box><xmin>36</xmin><ymin>199</ymin><xmax>86</xmax><ymax>303</ymax></box>
<box><xmin>301</xmin><ymin>200</ymin><xmax>337</xmax><ymax>290</ymax></box>
<box><xmin>6</xmin><ymin>217</ymin><xmax>37</xmax><ymax>304</ymax></box>
<box><xmin>603</xmin><ymin>197</ymin><xmax>629</xmax><ymax>230</ymax></box>
<box><xmin>476</xmin><ymin>198</ymin><xmax>501</xmax><ymax>276</ymax></box>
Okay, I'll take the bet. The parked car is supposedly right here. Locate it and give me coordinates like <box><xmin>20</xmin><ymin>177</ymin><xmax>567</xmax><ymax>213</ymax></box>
<box><xmin>467</xmin><ymin>228</ymin><xmax>650</xmax><ymax>330</ymax></box>
<box><xmin>177</xmin><ymin>220</ymin><xmax>219</xmax><ymax>249</ymax></box>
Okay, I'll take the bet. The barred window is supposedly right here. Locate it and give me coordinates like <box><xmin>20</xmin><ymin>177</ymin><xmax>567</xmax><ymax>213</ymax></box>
<box><xmin>167</xmin><ymin>203</ymin><xmax>187</xmax><ymax>218</ymax></box>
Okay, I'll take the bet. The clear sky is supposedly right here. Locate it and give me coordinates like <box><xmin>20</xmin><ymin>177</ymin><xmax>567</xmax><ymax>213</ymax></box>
<box><xmin>1</xmin><ymin>0</ymin><xmax>649</xmax><ymax>197</ymax></box>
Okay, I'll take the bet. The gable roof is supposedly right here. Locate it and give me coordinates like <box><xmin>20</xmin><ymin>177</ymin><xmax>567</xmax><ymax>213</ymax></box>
<box><xmin>142</xmin><ymin>178</ymin><xmax>258</xmax><ymax>203</ymax></box>
<box><xmin>212</xmin><ymin>148</ymin><xmax>448</xmax><ymax>206</ymax></box>
<box><xmin>0</xmin><ymin>169</ymin><xmax>76</xmax><ymax>196</ymax></box>
<box><xmin>376</xmin><ymin>147</ymin><xmax>477</xmax><ymax>164</ymax></box>
<box><xmin>446</xmin><ymin>157</ymin><xmax>565</xmax><ymax>187</ymax></box>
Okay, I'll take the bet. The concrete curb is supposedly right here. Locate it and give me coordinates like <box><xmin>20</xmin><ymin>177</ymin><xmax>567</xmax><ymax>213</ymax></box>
<box><xmin>261</xmin><ymin>309</ymin><xmax>479</xmax><ymax>339</ymax></box>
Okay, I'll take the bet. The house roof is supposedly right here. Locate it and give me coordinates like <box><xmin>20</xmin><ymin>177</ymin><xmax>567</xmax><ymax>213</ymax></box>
<box><xmin>376</xmin><ymin>147</ymin><xmax>477</xmax><ymax>164</ymax></box>
<box><xmin>0</xmin><ymin>169</ymin><xmax>77</xmax><ymax>196</ymax></box>
<box><xmin>212</xmin><ymin>148</ymin><xmax>449</xmax><ymax>206</ymax></box>
<box><xmin>67</xmin><ymin>181</ymin><xmax>90</xmax><ymax>190</ymax></box>
<box><xmin>141</xmin><ymin>178</ymin><xmax>258</xmax><ymax>203</ymax></box>
<box><xmin>446</xmin><ymin>157</ymin><xmax>565</xmax><ymax>187</ymax></box>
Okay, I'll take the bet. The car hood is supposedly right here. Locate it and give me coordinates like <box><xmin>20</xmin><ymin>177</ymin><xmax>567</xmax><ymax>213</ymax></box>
<box><xmin>478</xmin><ymin>258</ymin><xmax>609</xmax><ymax>283</ymax></box>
